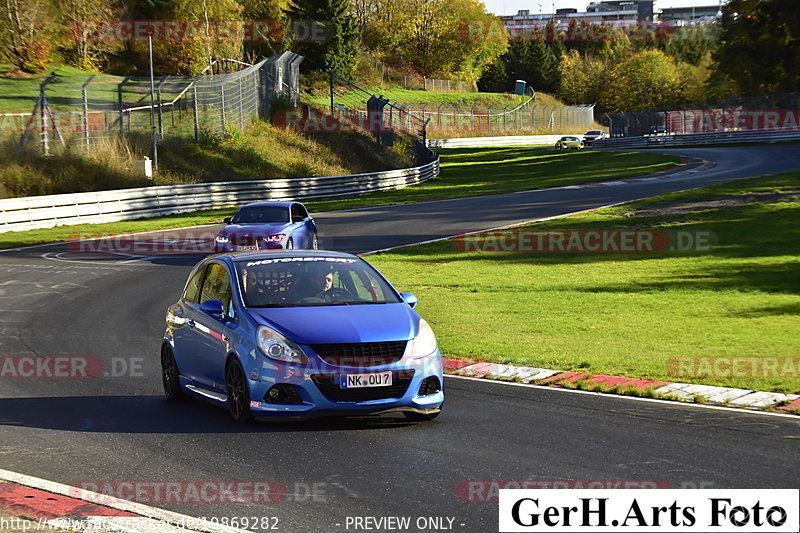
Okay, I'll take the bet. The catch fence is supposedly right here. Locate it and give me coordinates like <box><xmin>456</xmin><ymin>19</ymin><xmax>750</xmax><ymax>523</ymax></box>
<box><xmin>606</xmin><ymin>92</ymin><xmax>800</xmax><ymax>137</ymax></box>
<box><xmin>4</xmin><ymin>52</ymin><xmax>303</xmax><ymax>154</ymax></box>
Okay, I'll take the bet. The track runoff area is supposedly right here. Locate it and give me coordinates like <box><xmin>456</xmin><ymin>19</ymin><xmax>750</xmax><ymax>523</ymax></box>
<box><xmin>0</xmin><ymin>145</ymin><xmax>798</xmax><ymax>533</ymax></box>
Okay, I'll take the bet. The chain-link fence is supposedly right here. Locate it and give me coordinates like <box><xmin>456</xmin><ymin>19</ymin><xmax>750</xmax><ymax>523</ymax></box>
<box><xmin>422</xmin><ymin>78</ymin><xmax>476</xmax><ymax>93</ymax></box>
<box><xmin>342</xmin><ymin>102</ymin><xmax>595</xmax><ymax>137</ymax></box>
<box><xmin>5</xmin><ymin>51</ymin><xmax>303</xmax><ymax>154</ymax></box>
<box><xmin>606</xmin><ymin>92</ymin><xmax>800</xmax><ymax>137</ymax></box>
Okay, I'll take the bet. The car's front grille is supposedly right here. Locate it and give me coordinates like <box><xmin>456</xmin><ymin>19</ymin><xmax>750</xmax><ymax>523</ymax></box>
<box><xmin>311</xmin><ymin>370</ymin><xmax>415</xmax><ymax>402</ymax></box>
<box><xmin>310</xmin><ymin>341</ymin><xmax>408</xmax><ymax>367</ymax></box>
<box><xmin>233</xmin><ymin>235</ymin><xmax>256</xmax><ymax>246</ymax></box>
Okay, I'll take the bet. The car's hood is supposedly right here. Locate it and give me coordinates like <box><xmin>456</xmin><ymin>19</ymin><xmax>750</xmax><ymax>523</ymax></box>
<box><xmin>249</xmin><ymin>303</ymin><xmax>418</xmax><ymax>344</ymax></box>
<box><xmin>219</xmin><ymin>223</ymin><xmax>291</xmax><ymax>238</ymax></box>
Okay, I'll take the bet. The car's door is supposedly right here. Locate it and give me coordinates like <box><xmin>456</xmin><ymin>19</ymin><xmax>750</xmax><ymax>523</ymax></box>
<box><xmin>171</xmin><ymin>264</ymin><xmax>208</xmax><ymax>382</ymax></box>
<box><xmin>291</xmin><ymin>203</ymin><xmax>315</xmax><ymax>248</ymax></box>
<box><xmin>193</xmin><ymin>262</ymin><xmax>238</xmax><ymax>391</ymax></box>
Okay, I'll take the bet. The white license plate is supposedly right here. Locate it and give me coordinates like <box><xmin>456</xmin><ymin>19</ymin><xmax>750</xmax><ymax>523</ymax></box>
<box><xmin>340</xmin><ymin>371</ymin><xmax>392</xmax><ymax>389</ymax></box>
<box><xmin>235</xmin><ymin>245</ymin><xmax>257</xmax><ymax>251</ymax></box>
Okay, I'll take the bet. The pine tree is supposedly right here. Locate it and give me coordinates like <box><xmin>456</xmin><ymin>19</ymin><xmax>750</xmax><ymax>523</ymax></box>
<box><xmin>285</xmin><ymin>0</ymin><xmax>359</xmax><ymax>76</ymax></box>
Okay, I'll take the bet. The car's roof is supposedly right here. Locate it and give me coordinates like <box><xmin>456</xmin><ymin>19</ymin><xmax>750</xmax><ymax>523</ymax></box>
<box><xmin>224</xmin><ymin>250</ymin><xmax>358</xmax><ymax>264</ymax></box>
<box><xmin>237</xmin><ymin>201</ymin><xmax>297</xmax><ymax>209</ymax></box>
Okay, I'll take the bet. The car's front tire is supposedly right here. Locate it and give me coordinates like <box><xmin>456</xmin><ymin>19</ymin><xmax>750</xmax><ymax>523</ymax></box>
<box><xmin>285</xmin><ymin>237</ymin><xmax>294</xmax><ymax>250</ymax></box>
<box><xmin>226</xmin><ymin>358</ymin><xmax>253</xmax><ymax>423</ymax></box>
<box><xmin>161</xmin><ymin>345</ymin><xmax>184</xmax><ymax>401</ymax></box>
<box><xmin>311</xmin><ymin>232</ymin><xmax>319</xmax><ymax>250</ymax></box>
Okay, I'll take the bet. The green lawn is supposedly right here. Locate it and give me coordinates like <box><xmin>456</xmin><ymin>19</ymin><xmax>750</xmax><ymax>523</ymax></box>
<box><xmin>0</xmin><ymin>148</ymin><xmax>680</xmax><ymax>249</ymax></box>
<box><xmin>367</xmin><ymin>172</ymin><xmax>800</xmax><ymax>394</ymax></box>
<box><xmin>304</xmin><ymin>86</ymin><xmax>554</xmax><ymax>110</ymax></box>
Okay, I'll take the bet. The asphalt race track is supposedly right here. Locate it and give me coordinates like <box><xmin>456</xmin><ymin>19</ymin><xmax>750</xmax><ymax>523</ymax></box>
<box><xmin>0</xmin><ymin>146</ymin><xmax>799</xmax><ymax>532</ymax></box>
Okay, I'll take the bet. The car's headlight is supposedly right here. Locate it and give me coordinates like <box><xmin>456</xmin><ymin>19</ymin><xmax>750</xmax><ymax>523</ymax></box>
<box><xmin>410</xmin><ymin>319</ymin><xmax>438</xmax><ymax>358</ymax></box>
<box><xmin>263</xmin><ymin>234</ymin><xmax>285</xmax><ymax>242</ymax></box>
<box><xmin>215</xmin><ymin>235</ymin><xmax>229</xmax><ymax>243</ymax></box>
<box><xmin>257</xmin><ymin>326</ymin><xmax>308</xmax><ymax>364</ymax></box>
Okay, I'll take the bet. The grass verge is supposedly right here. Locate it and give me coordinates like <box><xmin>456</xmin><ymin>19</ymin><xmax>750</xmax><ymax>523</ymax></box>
<box><xmin>304</xmin><ymin>86</ymin><xmax>543</xmax><ymax>110</ymax></box>
<box><xmin>367</xmin><ymin>171</ymin><xmax>800</xmax><ymax>394</ymax></box>
<box><xmin>1</xmin><ymin>121</ymin><xmax>414</xmax><ymax>198</ymax></box>
<box><xmin>0</xmin><ymin>148</ymin><xmax>680</xmax><ymax>249</ymax></box>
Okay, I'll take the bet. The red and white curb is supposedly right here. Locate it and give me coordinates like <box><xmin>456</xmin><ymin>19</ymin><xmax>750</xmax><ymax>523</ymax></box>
<box><xmin>0</xmin><ymin>469</ymin><xmax>247</xmax><ymax>533</ymax></box>
<box><xmin>443</xmin><ymin>358</ymin><xmax>800</xmax><ymax>413</ymax></box>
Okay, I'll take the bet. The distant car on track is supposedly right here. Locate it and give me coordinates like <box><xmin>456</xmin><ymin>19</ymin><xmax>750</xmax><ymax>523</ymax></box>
<box><xmin>582</xmin><ymin>130</ymin><xmax>607</xmax><ymax>145</ymax></box>
<box><xmin>555</xmin><ymin>136</ymin><xmax>584</xmax><ymax>150</ymax></box>
<box><xmin>214</xmin><ymin>201</ymin><xmax>317</xmax><ymax>253</ymax></box>
<box><xmin>161</xmin><ymin>250</ymin><xmax>445</xmax><ymax>422</ymax></box>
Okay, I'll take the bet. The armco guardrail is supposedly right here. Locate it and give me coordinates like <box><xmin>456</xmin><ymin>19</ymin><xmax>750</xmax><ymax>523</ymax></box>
<box><xmin>427</xmin><ymin>135</ymin><xmax>583</xmax><ymax>149</ymax></box>
<box><xmin>0</xmin><ymin>156</ymin><xmax>439</xmax><ymax>233</ymax></box>
<box><xmin>594</xmin><ymin>129</ymin><xmax>800</xmax><ymax>149</ymax></box>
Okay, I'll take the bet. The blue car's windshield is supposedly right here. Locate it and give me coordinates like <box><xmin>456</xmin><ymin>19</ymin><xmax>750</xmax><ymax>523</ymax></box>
<box><xmin>236</xmin><ymin>257</ymin><xmax>402</xmax><ymax>307</ymax></box>
<box><xmin>231</xmin><ymin>206</ymin><xmax>289</xmax><ymax>224</ymax></box>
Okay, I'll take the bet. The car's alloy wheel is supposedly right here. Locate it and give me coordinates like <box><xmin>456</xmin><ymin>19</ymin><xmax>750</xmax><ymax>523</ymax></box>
<box><xmin>226</xmin><ymin>359</ymin><xmax>253</xmax><ymax>423</ymax></box>
<box><xmin>311</xmin><ymin>232</ymin><xmax>319</xmax><ymax>250</ymax></box>
<box><xmin>161</xmin><ymin>345</ymin><xmax>183</xmax><ymax>401</ymax></box>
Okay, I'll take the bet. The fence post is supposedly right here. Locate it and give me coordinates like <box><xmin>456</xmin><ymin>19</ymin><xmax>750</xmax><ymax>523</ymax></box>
<box><xmin>157</xmin><ymin>76</ymin><xmax>167</xmax><ymax>140</ymax></box>
<box><xmin>437</xmin><ymin>103</ymin><xmax>443</xmax><ymax>130</ymax></box>
<box><xmin>81</xmin><ymin>75</ymin><xmax>95</xmax><ymax>153</ymax></box>
<box><xmin>503</xmin><ymin>105</ymin><xmax>508</xmax><ymax>130</ymax></box>
<box><xmin>117</xmin><ymin>79</ymin><xmax>126</xmax><ymax>137</ymax></box>
<box><xmin>220</xmin><ymin>82</ymin><xmax>227</xmax><ymax>135</ymax></box>
<box><xmin>40</xmin><ymin>80</ymin><xmax>49</xmax><ymax>156</ymax></box>
<box><xmin>238</xmin><ymin>78</ymin><xmax>244</xmax><ymax>128</ymax></box>
<box><xmin>193</xmin><ymin>82</ymin><xmax>200</xmax><ymax>141</ymax></box>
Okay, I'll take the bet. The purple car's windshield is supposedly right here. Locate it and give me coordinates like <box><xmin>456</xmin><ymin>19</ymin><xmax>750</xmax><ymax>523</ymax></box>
<box><xmin>236</xmin><ymin>257</ymin><xmax>402</xmax><ymax>307</ymax></box>
<box><xmin>231</xmin><ymin>206</ymin><xmax>289</xmax><ymax>224</ymax></box>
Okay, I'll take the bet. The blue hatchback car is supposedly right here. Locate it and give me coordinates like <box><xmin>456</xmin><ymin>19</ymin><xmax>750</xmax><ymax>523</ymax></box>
<box><xmin>161</xmin><ymin>251</ymin><xmax>444</xmax><ymax>422</ymax></box>
<box><xmin>213</xmin><ymin>201</ymin><xmax>318</xmax><ymax>253</ymax></box>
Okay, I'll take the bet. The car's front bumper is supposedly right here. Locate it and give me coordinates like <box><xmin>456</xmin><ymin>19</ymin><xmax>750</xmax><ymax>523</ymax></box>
<box><xmin>243</xmin><ymin>350</ymin><xmax>445</xmax><ymax>418</ymax></box>
<box><xmin>213</xmin><ymin>241</ymin><xmax>287</xmax><ymax>254</ymax></box>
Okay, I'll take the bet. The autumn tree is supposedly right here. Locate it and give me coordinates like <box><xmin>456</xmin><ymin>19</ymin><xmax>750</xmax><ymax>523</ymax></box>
<box><xmin>710</xmin><ymin>0</ymin><xmax>799</xmax><ymax>96</ymax></box>
<box><xmin>0</xmin><ymin>0</ymin><xmax>50</xmax><ymax>73</ymax></box>
<box><xmin>599</xmin><ymin>50</ymin><xmax>683</xmax><ymax>112</ymax></box>
<box><xmin>56</xmin><ymin>0</ymin><xmax>116</xmax><ymax>71</ymax></box>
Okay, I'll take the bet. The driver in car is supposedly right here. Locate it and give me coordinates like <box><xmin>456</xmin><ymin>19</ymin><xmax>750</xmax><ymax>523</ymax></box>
<box><xmin>295</xmin><ymin>263</ymin><xmax>336</xmax><ymax>301</ymax></box>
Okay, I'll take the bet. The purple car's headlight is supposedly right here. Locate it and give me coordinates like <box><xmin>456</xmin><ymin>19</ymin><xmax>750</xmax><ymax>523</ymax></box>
<box><xmin>257</xmin><ymin>326</ymin><xmax>309</xmax><ymax>365</ymax></box>
<box><xmin>263</xmin><ymin>234</ymin><xmax>285</xmax><ymax>243</ymax></box>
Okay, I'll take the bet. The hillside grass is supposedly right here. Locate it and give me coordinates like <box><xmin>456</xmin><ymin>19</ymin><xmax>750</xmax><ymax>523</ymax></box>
<box><xmin>303</xmin><ymin>86</ymin><xmax>566</xmax><ymax>110</ymax></box>
<box><xmin>367</xmin><ymin>172</ymin><xmax>800</xmax><ymax>394</ymax></box>
<box><xmin>0</xmin><ymin>121</ymin><xmax>414</xmax><ymax>198</ymax></box>
<box><xmin>0</xmin><ymin>147</ymin><xmax>679</xmax><ymax>249</ymax></box>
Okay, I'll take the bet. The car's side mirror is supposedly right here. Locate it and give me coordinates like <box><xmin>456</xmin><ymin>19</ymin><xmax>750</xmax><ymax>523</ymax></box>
<box><xmin>223</xmin><ymin>217</ymin><xmax>231</xmax><ymax>224</ymax></box>
<box><xmin>200</xmin><ymin>299</ymin><xmax>224</xmax><ymax>318</ymax></box>
<box><xmin>400</xmin><ymin>292</ymin><xmax>418</xmax><ymax>308</ymax></box>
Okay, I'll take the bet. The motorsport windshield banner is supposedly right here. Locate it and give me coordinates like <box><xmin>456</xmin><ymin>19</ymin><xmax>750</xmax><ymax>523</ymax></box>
<box><xmin>499</xmin><ymin>489</ymin><xmax>800</xmax><ymax>532</ymax></box>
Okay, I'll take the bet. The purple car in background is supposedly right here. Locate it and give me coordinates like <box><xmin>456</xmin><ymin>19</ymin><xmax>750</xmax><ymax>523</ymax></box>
<box><xmin>214</xmin><ymin>201</ymin><xmax>318</xmax><ymax>253</ymax></box>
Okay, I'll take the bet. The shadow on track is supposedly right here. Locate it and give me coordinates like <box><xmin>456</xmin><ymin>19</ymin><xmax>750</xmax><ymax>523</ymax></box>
<box><xmin>0</xmin><ymin>395</ymin><xmax>417</xmax><ymax>433</ymax></box>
